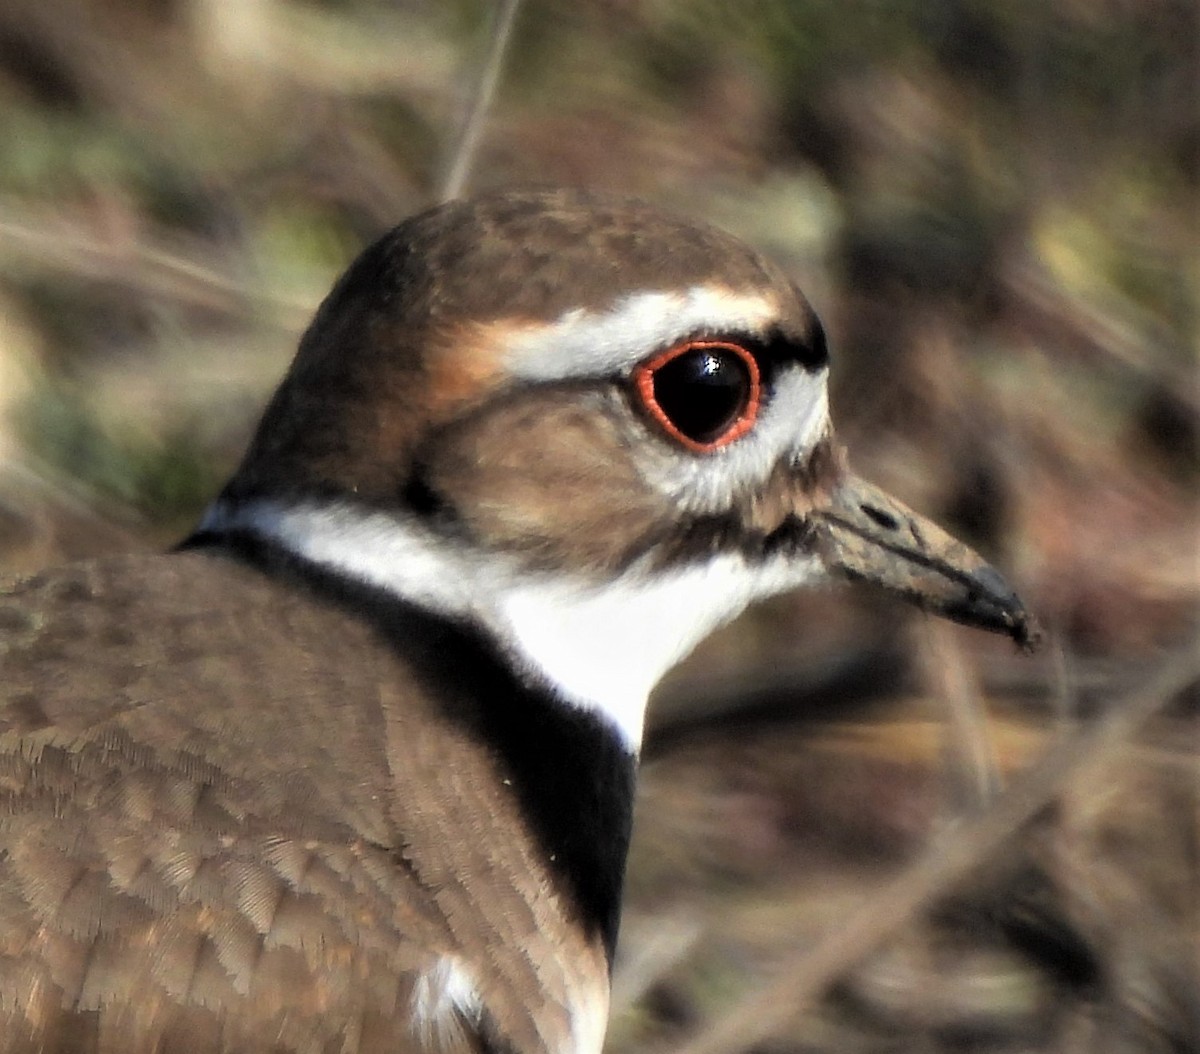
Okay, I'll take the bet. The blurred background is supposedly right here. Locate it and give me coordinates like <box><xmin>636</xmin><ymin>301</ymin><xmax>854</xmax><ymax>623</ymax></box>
<box><xmin>0</xmin><ymin>1</ymin><xmax>1195</xmax><ymax>1051</ymax></box>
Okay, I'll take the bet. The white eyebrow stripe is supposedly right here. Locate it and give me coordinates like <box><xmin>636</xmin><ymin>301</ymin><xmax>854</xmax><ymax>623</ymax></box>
<box><xmin>503</xmin><ymin>286</ymin><xmax>780</xmax><ymax>382</ymax></box>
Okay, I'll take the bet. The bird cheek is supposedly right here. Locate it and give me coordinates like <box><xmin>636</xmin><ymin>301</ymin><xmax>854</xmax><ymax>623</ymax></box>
<box><xmin>423</xmin><ymin>397</ymin><xmax>667</xmax><ymax>574</ymax></box>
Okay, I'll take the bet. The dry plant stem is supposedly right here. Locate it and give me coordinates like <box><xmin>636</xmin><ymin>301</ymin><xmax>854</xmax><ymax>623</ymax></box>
<box><xmin>666</xmin><ymin>635</ymin><xmax>1200</xmax><ymax>1054</ymax></box>
<box><xmin>0</xmin><ymin>214</ymin><xmax>311</xmax><ymax>329</ymax></box>
<box><xmin>922</xmin><ymin>619</ymin><xmax>1001</xmax><ymax>813</ymax></box>
<box><xmin>610</xmin><ymin>911</ymin><xmax>705</xmax><ymax>1017</ymax></box>
<box><xmin>439</xmin><ymin>0</ymin><xmax>524</xmax><ymax>202</ymax></box>
<box><xmin>1</xmin><ymin>461</ymin><xmax>143</xmax><ymax>530</ymax></box>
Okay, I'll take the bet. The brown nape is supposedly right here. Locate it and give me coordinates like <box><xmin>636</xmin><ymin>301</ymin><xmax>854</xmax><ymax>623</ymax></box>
<box><xmin>220</xmin><ymin>188</ymin><xmax>821</xmax><ymax>509</ymax></box>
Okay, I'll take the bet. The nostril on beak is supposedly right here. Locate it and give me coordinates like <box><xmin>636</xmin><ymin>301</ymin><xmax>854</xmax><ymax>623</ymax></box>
<box><xmin>860</xmin><ymin>504</ymin><xmax>901</xmax><ymax>531</ymax></box>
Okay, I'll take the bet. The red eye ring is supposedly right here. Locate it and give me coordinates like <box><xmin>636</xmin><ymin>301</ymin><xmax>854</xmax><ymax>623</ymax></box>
<box><xmin>633</xmin><ymin>340</ymin><xmax>762</xmax><ymax>453</ymax></box>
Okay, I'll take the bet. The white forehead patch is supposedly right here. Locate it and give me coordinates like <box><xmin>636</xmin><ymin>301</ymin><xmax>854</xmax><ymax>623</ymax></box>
<box><xmin>504</xmin><ymin>285</ymin><xmax>780</xmax><ymax>382</ymax></box>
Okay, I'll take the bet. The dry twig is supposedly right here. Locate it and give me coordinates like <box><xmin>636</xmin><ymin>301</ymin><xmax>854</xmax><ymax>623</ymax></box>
<box><xmin>439</xmin><ymin>0</ymin><xmax>524</xmax><ymax>202</ymax></box>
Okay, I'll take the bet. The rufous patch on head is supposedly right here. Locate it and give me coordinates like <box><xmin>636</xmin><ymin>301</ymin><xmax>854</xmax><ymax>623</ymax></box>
<box><xmin>422</xmin><ymin>322</ymin><xmax>516</xmax><ymax>419</ymax></box>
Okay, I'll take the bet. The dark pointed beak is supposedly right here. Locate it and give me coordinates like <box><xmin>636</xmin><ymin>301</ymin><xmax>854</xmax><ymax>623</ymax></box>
<box><xmin>811</xmin><ymin>473</ymin><xmax>1042</xmax><ymax>649</ymax></box>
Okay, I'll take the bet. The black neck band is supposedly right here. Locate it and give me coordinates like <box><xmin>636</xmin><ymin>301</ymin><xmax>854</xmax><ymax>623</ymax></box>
<box><xmin>181</xmin><ymin>529</ymin><xmax>637</xmax><ymax>963</ymax></box>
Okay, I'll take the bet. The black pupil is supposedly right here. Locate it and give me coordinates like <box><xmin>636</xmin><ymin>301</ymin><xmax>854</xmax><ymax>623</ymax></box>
<box><xmin>651</xmin><ymin>347</ymin><xmax>751</xmax><ymax>445</ymax></box>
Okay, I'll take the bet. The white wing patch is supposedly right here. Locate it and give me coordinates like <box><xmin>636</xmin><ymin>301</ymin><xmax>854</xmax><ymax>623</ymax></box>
<box><xmin>407</xmin><ymin>953</ymin><xmax>608</xmax><ymax>1054</ymax></box>
<box><xmin>410</xmin><ymin>956</ymin><xmax>484</xmax><ymax>1047</ymax></box>
<box><xmin>562</xmin><ymin>974</ymin><xmax>609</xmax><ymax>1054</ymax></box>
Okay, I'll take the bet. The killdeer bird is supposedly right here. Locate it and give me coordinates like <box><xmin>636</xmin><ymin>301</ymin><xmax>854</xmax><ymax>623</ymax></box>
<box><xmin>0</xmin><ymin>187</ymin><xmax>1035</xmax><ymax>1054</ymax></box>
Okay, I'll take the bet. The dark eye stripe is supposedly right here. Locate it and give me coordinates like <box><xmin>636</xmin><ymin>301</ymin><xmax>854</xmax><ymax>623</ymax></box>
<box><xmin>751</xmin><ymin>325</ymin><xmax>829</xmax><ymax>378</ymax></box>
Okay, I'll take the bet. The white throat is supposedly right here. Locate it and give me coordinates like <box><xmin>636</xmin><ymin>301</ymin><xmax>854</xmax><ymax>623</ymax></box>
<box><xmin>198</xmin><ymin>499</ymin><xmax>825</xmax><ymax>751</ymax></box>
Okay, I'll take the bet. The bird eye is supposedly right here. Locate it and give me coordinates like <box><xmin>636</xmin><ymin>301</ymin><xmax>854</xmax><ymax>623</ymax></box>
<box><xmin>633</xmin><ymin>341</ymin><xmax>761</xmax><ymax>452</ymax></box>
